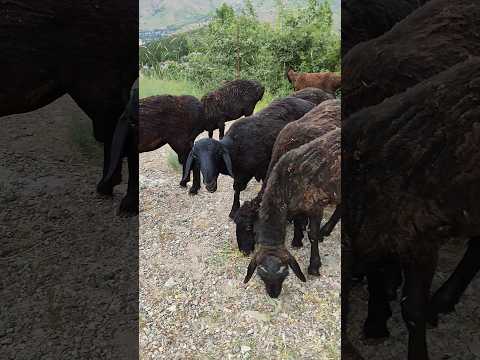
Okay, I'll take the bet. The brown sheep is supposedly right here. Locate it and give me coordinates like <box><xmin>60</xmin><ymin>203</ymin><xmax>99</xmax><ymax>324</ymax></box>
<box><xmin>244</xmin><ymin>129</ymin><xmax>341</xmax><ymax>298</ymax></box>
<box><xmin>286</xmin><ymin>68</ymin><xmax>341</xmax><ymax>94</ymax></box>
<box><xmin>139</xmin><ymin>95</ymin><xmax>206</xmax><ymax>186</ymax></box>
<box><xmin>234</xmin><ymin>99</ymin><xmax>341</xmax><ymax>255</ymax></box>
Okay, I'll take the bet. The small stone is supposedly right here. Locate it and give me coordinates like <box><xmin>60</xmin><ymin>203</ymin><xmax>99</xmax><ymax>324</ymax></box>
<box><xmin>167</xmin><ymin>304</ymin><xmax>176</xmax><ymax>312</ymax></box>
<box><xmin>164</xmin><ymin>278</ymin><xmax>176</xmax><ymax>288</ymax></box>
<box><xmin>241</xmin><ymin>345</ymin><xmax>251</xmax><ymax>354</ymax></box>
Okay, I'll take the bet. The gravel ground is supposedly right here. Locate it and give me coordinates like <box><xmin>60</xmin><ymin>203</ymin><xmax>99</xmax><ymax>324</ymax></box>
<box><xmin>348</xmin><ymin>241</ymin><xmax>480</xmax><ymax>359</ymax></box>
<box><xmin>139</xmin><ymin>129</ymin><xmax>341</xmax><ymax>359</ymax></box>
<box><xmin>0</xmin><ymin>96</ymin><xmax>138</xmax><ymax>359</ymax></box>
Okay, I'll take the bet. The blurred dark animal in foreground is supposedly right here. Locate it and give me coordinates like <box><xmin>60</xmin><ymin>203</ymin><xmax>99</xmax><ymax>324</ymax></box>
<box><xmin>0</xmin><ymin>0</ymin><xmax>138</xmax><ymax>210</ymax></box>
<box><xmin>343</xmin><ymin>58</ymin><xmax>480</xmax><ymax>360</ymax></box>
<box><xmin>342</xmin><ymin>0</ymin><xmax>480</xmax><ymax>116</ymax></box>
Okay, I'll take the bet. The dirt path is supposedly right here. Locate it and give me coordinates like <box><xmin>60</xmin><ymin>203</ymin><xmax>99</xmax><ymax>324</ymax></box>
<box><xmin>139</xmin><ymin>129</ymin><xmax>341</xmax><ymax>359</ymax></box>
<box><xmin>348</xmin><ymin>241</ymin><xmax>480</xmax><ymax>359</ymax></box>
<box><xmin>0</xmin><ymin>96</ymin><xmax>137</xmax><ymax>359</ymax></box>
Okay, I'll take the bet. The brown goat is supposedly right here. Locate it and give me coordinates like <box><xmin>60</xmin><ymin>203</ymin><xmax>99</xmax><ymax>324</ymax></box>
<box><xmin>287</xmin><ymin>68</ymin><xmax>341</xmax><ymax>94</ymax></box>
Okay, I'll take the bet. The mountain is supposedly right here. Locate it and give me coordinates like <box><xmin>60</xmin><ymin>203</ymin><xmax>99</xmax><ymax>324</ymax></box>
<box><xmin>140</xmin><ymin>0</ymin><xmax>340</xmax><ymax>33</ymax></box>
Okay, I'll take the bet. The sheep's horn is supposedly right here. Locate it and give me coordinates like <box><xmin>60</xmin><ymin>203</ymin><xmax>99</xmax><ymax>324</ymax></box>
<box><xmin>288</xmin><ymin>253</ymin><xmax>306</xmax><ymax>282</ymax></box>
<box><xmin>243</xmin><ymin>257</ymin><xmax>257</xmax><ymax>283</ymax></box>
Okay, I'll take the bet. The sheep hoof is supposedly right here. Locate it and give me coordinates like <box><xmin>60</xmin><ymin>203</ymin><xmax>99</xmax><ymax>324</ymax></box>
<box><xmin>118</xmin><ymin>196</ymin><xmax>139</xmax><ymax>216</ymax></box>
<box><xmin>363</xmin><ymin>319</ymin><xmax>390</xmax><ymax>339</ymax></box>
<box><xmin>308</xmin><ymin>266</ymin><xmax>320</xmax><ymax>276</ymax></box>
<box><xmin>291</xmin><ymin>240</ymin><xmax>303</xmax><ymax>248</ymax></box>
<box><xmin>179</xmin><ymin>180</ymin><xmax>188</xmax><ymax>188</ymax></box>
<box><xmin>189</xmin><ymin>188</ymin><xmax>199</xmax><ymax>195</ymax></box>
<box><xmin>96</xmin><ymin>181</ymin><xmax>114</xmax><ymax>196</ymax></box>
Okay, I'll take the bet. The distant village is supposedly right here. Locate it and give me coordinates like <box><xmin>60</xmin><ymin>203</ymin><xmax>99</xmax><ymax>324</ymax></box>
<box><xmin>139</xmin><ymin>29</ymin><xmax>174</xmax><ymax>45</ymax></box>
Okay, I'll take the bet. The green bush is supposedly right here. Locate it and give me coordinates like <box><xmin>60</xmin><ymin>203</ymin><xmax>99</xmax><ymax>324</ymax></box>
<box><xmin>139</xmin><ymin>0</ymin><xmax>340</xmax><ymax>99</ymax></box>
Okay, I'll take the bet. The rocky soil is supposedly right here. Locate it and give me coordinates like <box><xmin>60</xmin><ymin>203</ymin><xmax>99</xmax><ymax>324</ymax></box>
<box><xmin>139</xmin><ymin>129</ymin><xmax>341</xmax><ymax>359</ymax></box>
<box><xmin>0</xmin><ymin>96</ymin><xmax>138</xmax><ymax>359</ymax></box>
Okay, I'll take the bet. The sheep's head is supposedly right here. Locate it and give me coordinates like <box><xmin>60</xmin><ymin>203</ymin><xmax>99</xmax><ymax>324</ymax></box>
<box><xmin>244</xmin><ymin>247</ymin><xmax>306</xmax><ymax>298</ymax></box>
<box><xmin>181</xmin><ymin>138</ymin><xmax>233</xmax><ymax>192</ymax></box>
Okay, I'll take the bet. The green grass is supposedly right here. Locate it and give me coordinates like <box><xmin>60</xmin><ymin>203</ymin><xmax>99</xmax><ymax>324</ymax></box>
<box><xmin>140</xmin><ymin>77</ymin><xmax>203</xmax><ymax>99</ymax></box>
<box><xmin>166</xmin><ymin>150</ymin><xmax>182</xmax><ymax>172</ymax></box>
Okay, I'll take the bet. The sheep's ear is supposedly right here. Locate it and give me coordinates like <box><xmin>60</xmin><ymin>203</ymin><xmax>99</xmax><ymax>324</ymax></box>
<box><xmin>222</xmin><ymin>150</ymin><xmax>234</xmax><ymax>177</ymax></box>
<box><xmin>243</xmin><ymin>257</ymin><xmax>257</xmax><ymax>283</ymax></box>
<box><xmin>288</xmin><ymin>254</ymin><xmax>306</xmax><ymax>282</ymax></box>
<box><xmin>181</xmin><ymin>150</ymin><xmax>194</xmax><ymax>183</ymax></box>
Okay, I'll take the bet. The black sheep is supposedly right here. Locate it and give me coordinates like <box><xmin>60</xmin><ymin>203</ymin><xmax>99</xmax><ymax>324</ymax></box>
<box><xmin>341</xmin><ymin>0</ymin><xmax>427</xmax><ymax>57</ymax></box>
<box><xmin>201</xmin><ymin>79</ymin><xmax>265</xmax><ymax>139</ymax></box>
<box><xmin>343</xmin><ymin>58</ymin><xmax>480</xmax><ymax>359</ymax></box>
<box><xmin>291</xmin><ymin>87</ymin><xmax>335</xmax><ymax>105</ymax></box>
<box><xmin>234</xmin><ymin>100</ymin><xmax>341</xmax><ymax>255</ymax></box>
<box><xmin>181</xmin><ymin>96</ymin><xmax>315</xmax><ymax>218</ymax></box>
<box><xmin>244</xmin><ymin>130</ymin><xmax>341</xmax><ymax>298</ymax></box>
<box><xmin>342</xmin><ymin>0</ymin><xmax>480</xmax><ymax>116</ymax></box>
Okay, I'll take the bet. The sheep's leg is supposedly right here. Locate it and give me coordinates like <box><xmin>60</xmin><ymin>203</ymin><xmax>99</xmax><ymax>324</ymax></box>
<box><xmin>383</xmin><ymin>261</ymin><xmax>403</xmax><ymax>301</ymax></box>
<box><xmin>229</xmin><ymin>178</ymin><xmax>249</xmax><ymax>219</ymax></box>
<box><xmin>189</xmin><ymin>161</ymin><xmax>201</xmax><ymax>195</ymax></box>
<box><xmin>364</xmin><ymin>267</ymin><xmax>392</xmax><ymax>339</ymax></box>
<box><xmin>428</xmin><ymin>238</ymin><xmax>480</xmax><ymax>326</ymax></box>
<box><xmin>118</xmin><ymin>141</ymin><xmax>139</xmax><ymax>215</ymax></box>
<box><xmin>218</xmin><ymin>123</ymin><xmax>225</xmax><ymax>140</ymax></box>
<box><xmin>97</xmin><ymin>138</ymin><xmax>123</xmax><ymax>195</ymax></box>
<box><xmin>401</xmin><ymin>257</ymin><xmax>437</xmax><ymax>360</ymax></box>
<box><xmin>291</xmin><ymin>215</ymin><xmax>307</xmax><ymax>248</ymax></box>
<box><xmin>208</xmin><ymin>130</ymin><xmax>214</xmax><ymax>138</ymax></box>
<box><xmin>178</xmin><ymin>147</ymin><xmax>191</xmax><ymax>187</ymax></box>
<box><xmin>319</xmin><ymin>205</ymin><xmax>341</xmax><ymax>236</ymax></box>
<box><xmin>307</xmin><ymin>217</ymin><xmax>322</xmax><ymax>276</ymax></box>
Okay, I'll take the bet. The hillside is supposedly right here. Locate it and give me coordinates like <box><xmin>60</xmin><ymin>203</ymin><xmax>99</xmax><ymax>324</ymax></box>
<box><xmin>140</xmin><ymin>0</ymin><xmax>340</xmax><ymax>33</ymax></box>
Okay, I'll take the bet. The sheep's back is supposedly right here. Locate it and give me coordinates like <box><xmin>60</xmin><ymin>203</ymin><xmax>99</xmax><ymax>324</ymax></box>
<box><xmin>266</xmin><ymin>129</ymin><xmax>341</xmax><ymax>217</ymax></box>
<box><xmin>342</xmin><ymin>0</ymin><xmax>480</xmax><ymax>116</ymax></box>
<box><xmin>341</xmin><ymin>0</ymin><xmax>425</xmax><ymax>57</ymax></box>
<box><xmin>139</xmin><ymin>95</ymin><xmax>205</xmax><ymax>151</ymax></box>
<box><xmin>267</xmin><ymin>100</ymin><xmax>341</xmax><ymax>179</ymax></box>
<box><xmin>225</xmin><ymin>97</ymin><xmax>315</xmax><ymax>177</ymax></box>
<box><xmin>201</xmin><ymin>79</ymin><xmax>264</xmax><ymax>123</ymax></box>
<box><xmin>291</xmin><ymin>87</ymin><xmax>335</xmax><ymax>105</ymax></box>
